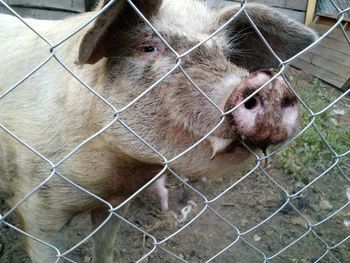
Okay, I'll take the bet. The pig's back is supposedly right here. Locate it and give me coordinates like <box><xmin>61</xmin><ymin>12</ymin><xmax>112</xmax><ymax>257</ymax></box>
<box><xmin>0</xmin><ymin>13</ymin><xmax>95</xmax><ymax>156</ymax></box>
<box><xmin>0</xmin><ymin>13</ymin><xmax>91</xmax><ymax>87</ymax></box>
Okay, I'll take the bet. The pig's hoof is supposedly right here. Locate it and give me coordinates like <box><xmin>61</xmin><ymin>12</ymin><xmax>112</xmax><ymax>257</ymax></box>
<box><xmin>148</xmin><ymin>201</ymin><xmax>197</xmax><ymax>231</ymax></box>
<box><xmin>148</xmin><ymin>210</ymin><xmax>178</xmax><ymax>231</ymax></box>
<box><xmin>159</xmin><ymin>200</ymin><xmax>197</xmax><ymax>229</ymax></box>
<box><xmin>173</xmin><ymin>200</ymin><xmax>197</xmax><ymax>225</ymax></box>
<box><xmin>158</xmin><ymin>200</ymin><xmax>198</xmax><ymax>228</ymax></box>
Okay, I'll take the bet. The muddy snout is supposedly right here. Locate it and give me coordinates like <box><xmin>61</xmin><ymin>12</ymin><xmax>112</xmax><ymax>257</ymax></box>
<box><xmin>226</xmin><ymin>69</ymin><xmax>299</xmax><ymax>148</ymax></box>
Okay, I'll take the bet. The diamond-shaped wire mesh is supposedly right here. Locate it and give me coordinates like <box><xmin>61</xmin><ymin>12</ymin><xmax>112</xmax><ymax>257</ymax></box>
<box><xmin>0</xmin><ymin>0</ymin><xmax>349</xmax><ymax>262</ymax></box>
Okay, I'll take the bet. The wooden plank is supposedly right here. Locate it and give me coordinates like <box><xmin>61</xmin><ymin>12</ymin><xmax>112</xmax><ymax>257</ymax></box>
<box><xmin>315</xmin><ymin>16</ymin><xmax>350</xmax><ymax>28</ymax></box>
<box><xmin>305</xmin><ymin>0</ymin><xmax>317</xmax><ymax>26</ymax></box>
<box><xmin>223</xmin><ymin>1</ymin><xmax>306</xmax><ymax>23</ymax></box>
<box><xmin>1</xmin><ymin>0</ymin><xmax>85</xmax><ymax>12</ymax></box>
<box><xmin>318</xmin><ymin>37</ymin><xmax>350</xmax><ymax>56</ymax></box>
<box><xmin>312</xmin><ymin>23</ymin><xmax>350</xmax><ymax>42</ymax></box>
<box><xmin>0</xmin><ymin>6</ymin><xmax>74</xmax><ymax>19</ymax></box>
<box><xmin>308</xmin><ymin>44</ymin><xmax>350</xmax><ymax>67</ymax></box>
<box><xmin>291</xmin><ymin>58</ymin><xmax>346</xmax><ymax>88</ymax></box>
<box><xmin>316</xmin><ymin>12</ymin><xmax>350</xmax><ymax>23</ymax></box>
<box><xmin>247</xmin><ymin>0</ymin><xmax>307</xmax><ymax>11</ymax></box>
<box><xmin>299</xmin><ymin>51</ymin><xmax>350</xmax><ymax>79</ymax></box>
<box><xmin>342</xmin><ymin>78</ymin><xmax>350</xmax><ymax>92</ymax></box>
<box><xmin>227</xmin><ymin>0</ymin><xmax>308</xmax><ymax>11</ymax></box>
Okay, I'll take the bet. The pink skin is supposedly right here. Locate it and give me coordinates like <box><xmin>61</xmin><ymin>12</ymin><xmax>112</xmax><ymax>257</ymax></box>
<box><xmin>152</xmin><ymin>175</ymin><xmax>169</xmax><ymax>211</ymax></box>
<box><xmin>226</xmin><ymin>70</ymin><xmax>299</xmax><ymax>148</ymax></box>
<box><xmin>282</xmin><ymin>106</ymin><xmax>299</xmax><ymax>138</ymax></box>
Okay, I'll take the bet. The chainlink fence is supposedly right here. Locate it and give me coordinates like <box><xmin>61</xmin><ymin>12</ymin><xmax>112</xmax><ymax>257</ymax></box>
<box><xmin>0</xmin><ymin>0</ymin><xmax>349</xmax><ymax>262</ymax></box>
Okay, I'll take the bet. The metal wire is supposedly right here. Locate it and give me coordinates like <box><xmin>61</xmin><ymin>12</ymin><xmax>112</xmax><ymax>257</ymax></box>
<box><xmin>0</xmin><ymin>0</ymin><xmax>349</xmax><ymax>262</ymax></box>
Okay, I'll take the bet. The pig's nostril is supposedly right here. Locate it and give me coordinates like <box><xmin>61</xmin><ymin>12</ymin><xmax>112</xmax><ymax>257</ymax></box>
<box><xmin>259</xmin><ymin>69</ymin><xmax>273</xmax><ymax>76</ymax></box>
<box><xmin>244</xmin><ymin>97</ymin><xmax>258</xmax><ymax>110</ymax></box>
<box><xmin>281</xmin><ymin>97</ymin><xmax>296</xmax><ymax>108</ymax></box>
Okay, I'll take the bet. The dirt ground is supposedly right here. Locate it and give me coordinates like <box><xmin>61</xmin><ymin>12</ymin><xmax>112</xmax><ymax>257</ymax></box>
<box><xmin>1</xmin><ymin>69</ymin><xmax>349</xmax><ymax>263</ymax></box>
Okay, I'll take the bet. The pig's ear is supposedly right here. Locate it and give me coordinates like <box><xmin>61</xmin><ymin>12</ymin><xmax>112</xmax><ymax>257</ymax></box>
<box><xmin>220</xmin><ymin>4</ymin><xmax>317</xmax><ymax>71</ymax></box>
<box><xmin>78</xmin><ymin>0</ymin><xmax>162</xmax><ymax>64</ymax></box>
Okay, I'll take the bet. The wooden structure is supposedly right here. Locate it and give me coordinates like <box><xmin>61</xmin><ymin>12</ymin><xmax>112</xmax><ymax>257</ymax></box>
<box><xmin>292</xmin><ymin>21</ymin><xmax>350</xmax><ymax>90</ymax></box>
<box><xmin>1</xmin><ymin>0</ymin><xmax>349</xmax><ymax>90</ymax></box>
<box><xmin>293</xmin><ymin>0</ymin><xmax>350</xmax><ymax>91</ymax></box>
<box><xmin>0</xmin><ymin>0</ymin><xmax>86</xmax><ymax>19</ymax></box>
<box><xmin>228</xmin><ymin>0</ymin><xmax>309</xmax><ymax>23</ymax></box>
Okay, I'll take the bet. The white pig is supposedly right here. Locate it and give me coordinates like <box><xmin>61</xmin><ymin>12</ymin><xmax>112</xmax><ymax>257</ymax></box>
<box><xmin>0</xmin><ymin>0</ymin><xmax>316</xmax><ymax>262</ymax></box>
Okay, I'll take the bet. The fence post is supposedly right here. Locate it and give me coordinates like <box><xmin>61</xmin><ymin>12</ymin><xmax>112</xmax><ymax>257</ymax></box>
<box><xmin>305</xmin><ymin>0</ymin><xmax>317</xmax><ymax>26</ymax></box>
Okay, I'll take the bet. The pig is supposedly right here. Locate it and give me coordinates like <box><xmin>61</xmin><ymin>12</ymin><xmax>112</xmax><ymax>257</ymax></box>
<box><xmin>0</xmin><ymin>0</ymin><xmax>317</xmax><ymax>262</ymax></box>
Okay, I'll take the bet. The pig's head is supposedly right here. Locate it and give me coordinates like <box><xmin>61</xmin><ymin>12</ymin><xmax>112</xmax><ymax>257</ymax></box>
<box><xmin>77</xmin><ymin>0</ymin><xmax>316</xmax><ymax>177</ymax></box>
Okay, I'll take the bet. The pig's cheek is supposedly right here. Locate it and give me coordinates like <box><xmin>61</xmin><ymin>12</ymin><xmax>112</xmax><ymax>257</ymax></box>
<box><xmin>282</xmin><ymin>106</ymin><xmax>299</xmax><ymax>138</ymax></box>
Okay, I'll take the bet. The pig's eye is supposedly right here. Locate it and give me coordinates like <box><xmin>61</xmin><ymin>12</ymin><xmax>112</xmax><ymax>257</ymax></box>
<box><xmin>143</xmin><ymin>46</ymin><xmax>157</xmax><ymax>53</ymax></box>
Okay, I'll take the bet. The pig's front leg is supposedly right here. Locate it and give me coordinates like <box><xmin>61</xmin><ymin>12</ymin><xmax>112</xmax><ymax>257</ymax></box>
<box><xmin>91</xmin><ymin>212</ymin><xmax>119</xmax><ymax>263</ymax></box>
<box><xmin>13</xmin><ymin>198</ymin><xmax>71</xmax><ymax>263</ymax></box>
<box><xmin>91</xmin><ymin>197</ymin><xmax>126</xmax><ymax>263</ymax></box>
<box><xmin>91</xmin><ymin>176</ymin><xmax>169</xmax><ymax>263</ymax></box>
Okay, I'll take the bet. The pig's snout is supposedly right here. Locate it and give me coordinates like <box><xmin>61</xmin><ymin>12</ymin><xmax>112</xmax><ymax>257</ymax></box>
<box><xmin>226</xmin><ymin>69</ymin><xmax>298</xmax><ymax>149</ymax></box>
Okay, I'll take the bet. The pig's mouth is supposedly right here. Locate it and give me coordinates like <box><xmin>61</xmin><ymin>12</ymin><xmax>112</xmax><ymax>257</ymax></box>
<box><xmin>221</xmin><ymin>138</ymin><xmax>269</xmax><ymax>154</ymax></box>
<box><xmin>230</xmin><ymin>139</ymin><xmax>269</xmax><ymax>152</ymax></box>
